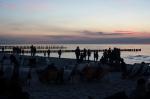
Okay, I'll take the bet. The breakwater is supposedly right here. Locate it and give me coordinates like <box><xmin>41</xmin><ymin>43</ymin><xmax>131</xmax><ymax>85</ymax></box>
<box><xmin>0</xmin><ymin>47</ymin><xmax>141</xmax><ymax>54</ymax></box>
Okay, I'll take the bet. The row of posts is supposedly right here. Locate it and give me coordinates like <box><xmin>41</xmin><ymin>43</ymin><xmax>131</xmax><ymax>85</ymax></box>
<box><xmin>0</xmin><ymin>45</ymin><xmax>142</xmax><ymax>63</ymax></box>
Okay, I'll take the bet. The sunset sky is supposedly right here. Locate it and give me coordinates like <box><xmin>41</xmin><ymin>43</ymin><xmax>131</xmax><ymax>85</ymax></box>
<box><xmin>0</xmin><ymin>0</ymin><xmax>150</xmax><ymax>43</ymax></box>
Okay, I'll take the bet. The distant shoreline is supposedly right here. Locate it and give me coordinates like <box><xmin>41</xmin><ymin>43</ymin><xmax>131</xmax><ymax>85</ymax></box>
<box><xmin>0</xmin><ymin>43</ymin><xmax>150</xmax><ymax>45</ymax></box>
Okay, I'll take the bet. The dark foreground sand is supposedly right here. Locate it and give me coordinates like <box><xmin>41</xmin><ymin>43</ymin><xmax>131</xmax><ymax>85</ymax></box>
<box><xmin>1</xmin><ymin>54</ymin><xmax>138</xmax><ymax>99</ymax></box>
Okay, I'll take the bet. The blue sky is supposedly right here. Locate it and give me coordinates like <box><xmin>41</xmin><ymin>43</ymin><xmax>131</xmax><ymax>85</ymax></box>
<box><xmin>0</xmin><ymin>0</ymin><xmax>150</xmax><ymax>43</ymax></box>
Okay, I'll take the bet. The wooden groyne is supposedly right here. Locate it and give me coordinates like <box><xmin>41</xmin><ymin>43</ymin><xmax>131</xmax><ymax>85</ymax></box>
<box><xmin>0</xmin><ymin>45</ymin><xmax>67</xmax><ymax>50</ymax></box>
<box><xmin>0</xmin><ymin>48</ymin><xmax>141</xmax><ymax>54</ymax></box>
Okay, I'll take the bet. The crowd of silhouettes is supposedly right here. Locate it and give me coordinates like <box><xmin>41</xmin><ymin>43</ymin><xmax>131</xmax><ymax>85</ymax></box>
<box><xmin>94</xmin><ymin>50</ymin><xmax>99</xmax><ymax>62</ymax></box>
<box><xmin>75</xmin><ymin>46</ymin><xmax>99</xmax><ymax>63</ymax></box>
<box><xmin>13</xmin><ymin>47</ymin><xmax>22</xmax><ymax>55</ymax></box>
<box><xmin>100</xmin><ymin>48</ymin><xmax>121</xmax><ymax>64</ymax></box>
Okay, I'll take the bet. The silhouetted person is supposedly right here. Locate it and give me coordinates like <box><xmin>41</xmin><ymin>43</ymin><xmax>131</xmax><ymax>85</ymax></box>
<box><xmin>103</xmin><ymin>49</ymin><xmax>108</xmax><ymax>63</ymax></box>
<box><xmin>13</xmin><ymin>47</ymin><xmax>16</xmax><ymax>54</ymax></box>
<box><xmin>87</xmin><ymin>49</ymin><xmax>91</xmax><ymax>61</ymax></box>
<box><xmin>30</xmin><ymin>45</ymin><xmax>36</xmax><ymax>56</ymax></box>
<box><xmin>108</xmin><ymin>48</ymin><xmax>112</xmax><ymax>63</ymax></box>
<box><xmin>83</xmin><ymin>48</ymin><xmax>87</xmax><ymax>60</ymax></box>
<box><xmin>13</xmin><ymin>47</ymin><xmax>15</xmax><ymax>54</ymax></box>
<box><xmin>94</xmin><ymin>51</ymin><xmax>96</xmax><ymax>61</ymax></box>
<box><xmin>22</xmin><ymin>49</ymin><xmax>24</xmax><ymax>55</ymax></box>
<box><xmin>112</xmin><ymin>48</ymin><xmax>121</xmax><ymax>64</ymax></box>
<box><xmin>30</xmin><ymin>45</ymin><xmax>34</xmax><ymax>56</ymax></box>
<box><xmin>58</xmin><ymin>49</ymin><xmax>62</xmax><ymax>58</ymax></box>
<box><xmin>80</xmin><ymin>53</ymin><xmax>84</xmax><ymax>63</ymax></box>
<box><xmin>18</xmin><ymin>47</ymin><xmax>21</xmax><ymax>55</ymax></box>
<box><xmin>95</xmin><ymin>50</ymin><xmax>99</xmax><ymax>62</ymax></box>
<box><xmin>75</xmin><ymin>46</ymin><xmax>80</xmax><ymax>62</ymax></box>
<box><xmin>2</xmin><ymin>47</ymin><xmax>4</xmax><ymax>53</ymax></box>
<box><xmin>33</xmin><ymin>46</ymin><xmax>36</xmax><ymax>56</ymax></box>
<box><xmin>47</xmin><ymin>49</ymin><xmax>51</xmax><ymax>57</ymax></box>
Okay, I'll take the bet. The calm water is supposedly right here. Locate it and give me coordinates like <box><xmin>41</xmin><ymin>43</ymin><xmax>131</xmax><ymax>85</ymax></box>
<box><xmin>50</xmin><ymin>44</ymin><xmax>150</xmax><ymax>64</ymax></box>
<box><xmin>1</xmin><ymin>44</ymin><xmax>150</xmax><ymax>64</ymax></box>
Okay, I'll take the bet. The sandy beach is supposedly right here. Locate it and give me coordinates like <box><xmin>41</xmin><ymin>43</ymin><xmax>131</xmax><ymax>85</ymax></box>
<box><xmin>26</xmin><ymin>72</ymin><xmax>135</xmax><ymax>99</ymax></box>
<box><xmin>0</xmin><ymin>54</ymin><xmax>142</xmax><ymax>99</ymax></box>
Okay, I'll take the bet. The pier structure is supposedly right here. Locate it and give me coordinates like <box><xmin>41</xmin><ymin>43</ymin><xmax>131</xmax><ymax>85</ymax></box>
<box><xmin>0</xmin><ymin>45</ymin><xmax>67</xmax><ymax>50</ymax></box>
<box><xmin>0</xmin><ymin>45</ymin><xmax>141</xmax><ymax>54</ymax></box>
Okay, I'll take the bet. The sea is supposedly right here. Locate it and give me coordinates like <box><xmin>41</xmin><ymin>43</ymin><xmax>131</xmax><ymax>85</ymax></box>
<box><xmin>1</xmin><ymin>44</ymin><xmax>150</xmax><ymax>64</ymax></box>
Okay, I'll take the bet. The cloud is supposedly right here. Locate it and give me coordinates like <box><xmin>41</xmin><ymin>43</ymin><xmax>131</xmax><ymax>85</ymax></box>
<box><xmin>78</xmin><ymin>30</ymin><xmax>133</xmax><ymax>36</ymax></box>
<box><xmin>114</xmin><ymin>30</ymin><xmax>144</xmax><ymax>34</ymax></box>
<box><xmin>1</xmin><ymin>34</ymin><xmax>150</xmax><ymax>44</ymax></box>
<box><xmin>44</xmin><ymin>35</ymin><xmax>90</xmax><ymax>40</ymax></box>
